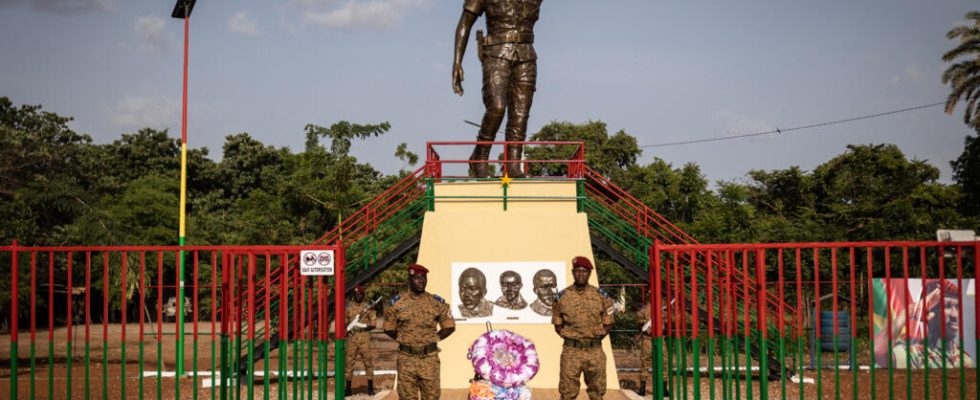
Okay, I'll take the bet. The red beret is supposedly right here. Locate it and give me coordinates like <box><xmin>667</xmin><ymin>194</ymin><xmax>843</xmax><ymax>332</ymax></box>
<box><xmin>353</xmin><ymin>285</ymin><xmax>365</xmax><ymax>294</ymax></box>
<box><xmin>408</xmin><ymin>263</ymin><xmax>429</xmax><ymax>275</ymax></box>
<box><xmin>571</xmin><ymin>256</ymin><xmax>593</xmax><ymax>270</ymax></box>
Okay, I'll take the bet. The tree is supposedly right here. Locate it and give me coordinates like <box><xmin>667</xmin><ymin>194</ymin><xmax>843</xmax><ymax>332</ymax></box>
<box><xmin>951</xmin><ymin>131</ymin><xmax>980</xmax><ymax>217</ymax></box>
<box><xmin>525</xmin><ymin>120</ymin><xmax>641</xmax><ymax>180</ymax></box>
<box><xmin>942</xmin><ymin>11</ymin><xmax>980</xmax><ymax>128</ymax></box>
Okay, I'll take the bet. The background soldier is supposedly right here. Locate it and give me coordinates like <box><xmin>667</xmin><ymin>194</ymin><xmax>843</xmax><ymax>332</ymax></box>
<box><xmin>345</xmin><ymin>285</ymin><xmax>377</xmax><ymax>396</ymax></box>
<box><xmin>384</xmin><ymin>264</ymin><xmax>456</xmax><ymax>400</ymax></box>
<box><xmin>452</xmin><ymin>0</ymin><xmax>543</xmax><ymax>178</ymax></box>
<box><xmin>636</xmin><ymin>301</ymin><xmax>669</xmax><ymax>397</ymax></box>
<box><xmin>552</xmin><ymin>256</ymin><xmax>613</xmax><ymax>400</ymax></box>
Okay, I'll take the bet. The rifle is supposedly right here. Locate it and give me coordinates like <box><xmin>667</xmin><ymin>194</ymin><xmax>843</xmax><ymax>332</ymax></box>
<box><xmin>346</xmin><ymin>296</ymin><xmax>382</xmax><ymax>333</ymax></box>
<box><xmin>475</xmin><ymin>30</ymin><xmax>485</xmax><ymax>63</ymax></box>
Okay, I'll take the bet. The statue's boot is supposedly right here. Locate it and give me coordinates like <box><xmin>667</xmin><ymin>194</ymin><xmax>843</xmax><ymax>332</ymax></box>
<box><xmin>505</xmin><ymin>145</ymin><xmax>525</xmax><ymax>178</ymax></box>
<box><xmin>469</xmin><ymin>143</ymin><xmax>492</xmax><ymax>178</ymax></box>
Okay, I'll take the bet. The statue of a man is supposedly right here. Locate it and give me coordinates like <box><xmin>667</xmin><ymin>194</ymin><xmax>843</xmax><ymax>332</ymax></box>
<box><xmin>453</xmin><ymin>0</ymin><xmax>543</xmax><ymax>178</ymax></box>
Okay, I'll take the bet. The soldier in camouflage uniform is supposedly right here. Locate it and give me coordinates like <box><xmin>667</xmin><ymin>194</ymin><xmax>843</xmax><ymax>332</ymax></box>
<box><xmin>345</xmin><ymin>285</ymin><xmax>377</xmax><ymax>396</ymax></box>
<box><xmin>636</xmin><ymin>302</ymin><xmax>669</xmax><ymax>397</ymax></box>
<box><xmin>552</xmin><ymin>256</ymin><xmax>614</xmax><ymax>400</ymax></box>
<box><xmin>452</xmin><ymin>0</ymin><xmax>543</xmax><ymax>178</ymax></box>
<box><xmin>384</xmin><ymin>264</ymin><xmax>456</xmax><ymax>400</ymax></box>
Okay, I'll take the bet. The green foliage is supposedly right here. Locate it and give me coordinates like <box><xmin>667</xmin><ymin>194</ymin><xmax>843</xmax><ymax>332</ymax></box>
<box><xmin>952</xmin><ymin>132</ymin><xmax>980</xmax><ymax>218</ymax></box>
<box><xmin>942</xmin><ymin>10</ymin><xmax>980</xmax><ymax>128</ymax></box>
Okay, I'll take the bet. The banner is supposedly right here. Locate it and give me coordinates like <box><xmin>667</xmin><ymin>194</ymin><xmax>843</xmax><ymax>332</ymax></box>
<box><xmin>872</xmin><ymin>278</ymin><xmax>976</xmax><ymax>368</ymax></box>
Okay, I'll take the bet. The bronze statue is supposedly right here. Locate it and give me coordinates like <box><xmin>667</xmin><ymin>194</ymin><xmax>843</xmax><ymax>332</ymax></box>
<box><xmin>458</xmin><ymin>267</ymin><xmax>494</xmax><ymax>318</ymax></box>
<box><xmin>530</xmin><ymin>268</ymin><xmax>557</xmax><ymax>316</ymax></box>
<box><xmin>494</xmin><ymin>270</ymin><xmax>528</xmax><ymax>310</ymax></box>
<box><xmin>453</xmin><ymin>0</ymin><xmax>542</xmax><ymax>178</ymax></box>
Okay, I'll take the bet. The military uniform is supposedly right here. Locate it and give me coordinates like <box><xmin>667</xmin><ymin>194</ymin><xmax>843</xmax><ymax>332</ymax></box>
<box><xmin>384</xmin><ymin>291</ymin><xmax>455</xmax><ymax>400</ymax></box>
<box><xmin>458</xmin><ymin>298</ymin><xmax>494</xmax><ymax>318</ymax></box>
<box><xmin>460</xmin><ymin>0</ymin><xmax>543</xmax><ymax>177</ymax></box>
<box><xmin>552</xmin><ymin>284</ymin><xmax>614</xmax><ymax>400</ymax></box>
<box><xmin>345</xmin><ymin>298</ymin><xmax>377</xmax><ymax>381</ymax></box>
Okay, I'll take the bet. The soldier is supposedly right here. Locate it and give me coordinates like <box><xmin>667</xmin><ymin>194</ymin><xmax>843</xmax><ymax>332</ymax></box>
<box><xmin>384</xmin><ymin>264</ymin><xmax>456</xmax><ymax>400</ymax></box>
<box><xmin>636</xmin><ymin>302</ymin><xmax>669</xmax><ymax>397</ymax></box>
<box><xmin>345</xmin><ymin>285</ymin><xmax>377</xmax><ymax>396</ymax></box>
<box><xmin>452</xmin><ymin>0</ymin><xmax>543</xmax><ymax>178</ymax></box>
<box><xmin>530</xmin><ymin>269</ymin><xmax>557</xmax><ymax>316</ymax></box>
<box><xmin>458</xmin><ymin>267</ymin><xmax>494</xmax><ymax>318</ymax></box>
<box><xmin>552</xmin><ymin>256</ymin><xmax>614</xmax><ymax>400</ymax></box>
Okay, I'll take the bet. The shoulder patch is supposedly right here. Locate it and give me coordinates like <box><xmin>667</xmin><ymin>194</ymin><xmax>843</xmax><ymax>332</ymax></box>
<box><xmin>556</xmin><ymin>289</ymin><xmax>566</xmax><ymax>300</ymax></box>
<box><xmin>432</xmin><ymin>294</ymin><xmax>446</xmax><ymax>304</ymax></box>
<box><xmin>597</xmin><ymin>287</ymin><xmax>611</xmax><ymax>298</ymax></box>
<box><xmin>388</xmin><ymin>294</ymin><xmax>401</xmax><ymax>306</ymax></box>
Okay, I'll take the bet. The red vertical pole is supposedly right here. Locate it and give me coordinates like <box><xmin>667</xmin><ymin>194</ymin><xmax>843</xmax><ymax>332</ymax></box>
<box><xmin>743</xmin><ymin>250</ymin><xmax>752</xmax><ymax>397</ymax></box>
<box><xmin>335</xmin><ymin>246</ymin><xmax>346</xmax><ymax>340</ymax></box>
<box><xmin>67</xmin><ymin>251</ymin><xmax>73</xmax><ymax>390</ymax></box>
<box><xmin>103</xmin><ymin>252</ymin><xmax>109</xmax><ymax>352</ymax></box>
<box><xmin>49</xmin><ymin>251</ymin><xmax>55</xmax><ymax>388</ymax></box>
<box><xmin>675</xmin><ymin>252</ymin><xmax>682</xmax><ymax>341</ymax></box>
<box><xmin>280</xmin><ymin>253</ymin><xmax>287</xmax><ymax>341</ymax></box>
<box><xmin>157</xmin><ymin>252</ymin><xmax>163</xmax><ymax>355</ymax></box>
<box><xmin>903</xmin><ymin>247</ymin><xmax>910</xmax><ymax>358</ymax></box>
<box><xmin>707</xmin><ymin>250</ymin><xmax>714</xmax><ymax>340</ymax></box>
<box><xmin>777</xmin><ymin>249</ymin><xmax>784</xmax><ymax>340</ymax></box>
<box><xmin>796</xmin><ymin>249</ymin><xmax>802</xmax><ymax>342</ymax></box>
<box><xmin>119</xmin><ymin>251</ymin><xmax>129</xmax><ymax>354</ymax></box>
<box><xmin>757</xmin><ymin>249</ymin><xmax>767</xmax><ymax>339</ymax></box>
<box><xmin>849</xmin><ymin>248</ymin><xmax>856</xmax><ymax>372</ymax></box>
<box><xmin>9</xmin><ymin>241</ymin><xmax>18</xmax><ymax>400</ymax></box>
<box><xmin>690</xmin><ymin>251</ymin><xmax>698</xmax><ymax>341</ymax></box>
<box><xmin>85</xmin><ymin>252</ymin><xmax>91</xmax><ymax>360</ymax></box>
<box><xmin>265</xmin><ymin>253</ymin><xmax>271</xmax><ymax>344</ymax></box>
<box><xmin>813</xmin><ymin>248</ymin><xmax>820</xmax><ymax>361</ymax></box>
<box><xmin>31</xmin><ymin>251</ymin><xmax>36</xmax><ymax>368</ymax></box>
<box><xmin>832</xmin><ymin>249</ymin><xmax>838</xmax><ymax>338</ymax></box>
<box><xmin>939</xmin><ymin>246</ymin><xmax>947</xmax><ymax>353</ymax></box>
<box><xmin>955</xmin><ymin>247</ymin><xmax>964</xmax><ymax>366</ymax></box>
<box><xmin>885</xmin><ymin>247</ymin><xmax>893</xmax><ymax>364</ymax></box>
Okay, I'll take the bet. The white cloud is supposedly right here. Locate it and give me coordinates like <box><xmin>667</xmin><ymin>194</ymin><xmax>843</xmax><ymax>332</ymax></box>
<box><xmin>711</xmin><ymin>110</ymin><xmax>774</xmax><ymax>135</ymax></box>
<box><xmin>229</xmin><ymin>10</ymin><xmax>261</xmax><ymax>37</ymax></box>
<box><xmin>134</xmin><ymin>15</ymin><xmax>172</xmax><ymax>53</ymax></box>
<box><xmin>297</xmin><ymin>0</ymin><xmax>431</xmax><ymax>30</ymax></box>
<box><xmin>0</xmin><ymin>0</ymin><xmax>112</xmax><ymax>14</ymax></box>
<box><xmin>890</xmin><ymin>65</ymin><xmax>924</xmax><ymax>85</ymax></box>
<box><xmin>112</xmin><ymin>95</ymin><xmax>179</xmax><ymax>130</ymax></box>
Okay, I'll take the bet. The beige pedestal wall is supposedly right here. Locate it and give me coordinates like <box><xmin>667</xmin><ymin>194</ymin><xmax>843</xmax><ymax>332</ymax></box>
<box><xmin>416</xmin><ymin>180</ymin><xmax>620</xmax><ymax>390</ymax></box>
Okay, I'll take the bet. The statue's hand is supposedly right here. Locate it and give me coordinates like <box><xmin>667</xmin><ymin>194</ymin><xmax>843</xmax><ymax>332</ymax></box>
<box><xmin>452</xmin><ymin>63</ymin><xmax>465</xmax><ymax>96</ymax></box>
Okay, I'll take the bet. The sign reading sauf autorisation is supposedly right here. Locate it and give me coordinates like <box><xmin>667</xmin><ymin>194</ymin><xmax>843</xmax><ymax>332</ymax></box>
<box><xmin>300</xmin><ymin>250</ymin><xmax>335</xmax><ymax>276</ymax></box>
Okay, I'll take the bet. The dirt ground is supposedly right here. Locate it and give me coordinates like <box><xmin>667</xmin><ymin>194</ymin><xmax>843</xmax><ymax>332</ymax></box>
<box><xmin>1</xmin><ymin>324</ymin><xmax>977</xmax><ymax>399</ymax></box>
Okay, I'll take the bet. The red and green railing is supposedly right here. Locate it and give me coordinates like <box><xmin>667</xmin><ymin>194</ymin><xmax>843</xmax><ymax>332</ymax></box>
<box><xmin>648</xmin><ymin>242</ymin><xmax>978</xmax><ymax>400</ymax></box>
<box><xmin>2</xmin><ymin>244</ymin><xmax>343</xmax><ymax>400</ymax></box>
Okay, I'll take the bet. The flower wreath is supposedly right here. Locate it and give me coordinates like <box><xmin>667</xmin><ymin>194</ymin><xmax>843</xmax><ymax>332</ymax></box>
<box><xmin>467</xmin><ymin>330</ymin><xmax>539</xmax><ymax>388</ymax></box>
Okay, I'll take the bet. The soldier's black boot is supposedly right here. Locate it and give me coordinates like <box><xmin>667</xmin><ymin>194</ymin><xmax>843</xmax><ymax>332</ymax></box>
<box><xmin>367</xmin><ymin>379</ymin><xmax>375</xmax><ymax>396</ymax></box>
<box><xmin>663</xmin><ymin>380</ymin><xmax>670</xmax><ymax>397</ymax></box>
<box><xmin>504</xmin><ymin>145</ymin><xmax>525</xmax><ymax>178</ymax></box>
<box><xmin>638</xmin><ymin>380</ymin><xmax>646</xmax><ymax>396</ymax></box>
<box><xmin>345</xmin><ymin>380</ymin><xmax>353</xmax><ymax>397</ymax></box>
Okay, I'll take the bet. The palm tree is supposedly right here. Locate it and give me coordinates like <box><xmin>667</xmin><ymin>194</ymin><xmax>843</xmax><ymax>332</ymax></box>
<box><xmin>942</xmin><ymin>11</ymin><xmax>980</xmax><ymax>128</ymax></box>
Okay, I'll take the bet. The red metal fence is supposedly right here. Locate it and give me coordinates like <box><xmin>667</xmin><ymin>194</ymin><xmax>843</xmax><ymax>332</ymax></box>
<box><xmin>1</xmin><ymin>244</ymin><xmax>343</xmax><ymax>400</ymax></box>
<box><xmin>649</xmin><ymin>241</ymin><xmax>979</xmax><ymax>400</ymax></box>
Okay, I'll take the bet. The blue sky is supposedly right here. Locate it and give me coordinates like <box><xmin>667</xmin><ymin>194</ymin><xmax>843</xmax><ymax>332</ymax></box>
<box><xmin>1</xmin><ymin>0</ymin><xmax>976</xmax><ymax>184</ymax></box>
